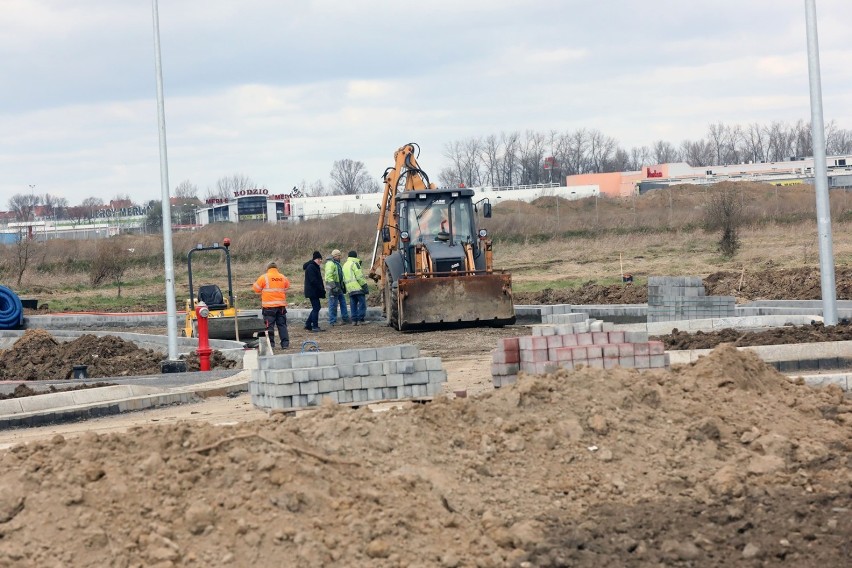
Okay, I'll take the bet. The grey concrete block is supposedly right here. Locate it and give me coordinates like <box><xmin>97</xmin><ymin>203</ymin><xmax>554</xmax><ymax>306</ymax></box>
<box><xmin>366</xmin><ymin>388</ymin><xmax>384</xmax><ymax>401</ymax></box>
<box><xmin>322</xmin><ymin>366</ymin><xmax>341</xmax><ymax>380</ymax></box>
<box><xmin>299</xmin><ymin>381</ymin><xmax>319</xmax><ymax>395</ymax></box>
<box><xmin>293</xmin><ymin>394</ymin><xmax>308</xmax><ymax>408</ymax></box>
<box><xmin>361</xmin><ymin>375</ymin><xmax>387</xmax><ymax>389</ymax></box>
<box><xmin>272</xmin><ymin>383</ymin><xmax>301</xmax><ymax>397</ymax></box>
<box><xmin>305</xmin><ymin>394</ymin><xmax>321</xmax><ymax>407</ymax></box>
<box><xmin>336</xmin><ymin>364</ymin><xmax>355</xmax><ymax>378</ymax></box>
<box><xmin>258</xmin><ymin>355</ymin><xmax>292</xmax><ymax>370</ymax></box>
<box><xmin>343</xmin><ymin>376</ymin><xmax>363</xmax><ymax>390</ymax></box>
<box><xmin>625</xmin><ymin>331</ymin><xmax>650</xmax><ymax>343</ymax></box>
<box><xmin>358</xmin><ymin>348</ymin><xmax>378</xmax><ymax>363</ymax></box>
<box><xmin>400</xmin><ymin>345</ymin><xmax>420</xmax><ymax>359</ymax></box>
<box><xmin>404</xmin><ymin>371</ymin><xmax>429</xmax><ymax>385</ymax></box>
<box><xmin>334</xmin><ymin>350</ymin><xmax>360</xmax><ymax>365</ymax></box>
<box><xmin>308</xmin><ymin>367</ymin><xmax>325</xmax><ymax>381</ymax></box>
<box><xmin>318</xmin><ymin>378</ymin><xmax>345</xmax><ymax>393</ymax></box>
<box><xmin>376</xmin><ymin>346</ymin><xmax>402</xmax><ymax>361</ymax></box>
<box><xmin>413</xmin><ymin>358</ymin><xmax>428</xmax><ymax>372</ymax></box>
<box><xmin>396</xmin><ymin>360</ymin><xmax>416</xmax><ymax>374</ymax></box>
<box><xmin>352</xmin><ymin>389</ymin><xmax>368</xmax><ymax>402</ymax></box>
<box><xmin>381</xmin><ymin>387</ymin><xmax>398</xmax><ymax>400</ymax></box>
<box><xmin>338</xmin><ymin>390</ymin><xmax>354</xmax><ymax>404</ymax></box>
<box><xmin>268</xmin><ymin>369</ymin><xmax>295</xmax><ymax>385</ymax></box>
<box><xmin>271</xmin><ymin>396</ymin><xmax>293</xmax><ymax>410</ymax></box>
<box><xmin>425</xmin><ymin>382</ymin><xmax>444</xmax><ymax>396</ymax></box>
<box><xmin>320</xmin><ymin>391</ymin><xmax>340</xmax><ymax>404</ymax></box>
<box><xmin>425</xmin><ymin>357</ymin><xmax>443</xmax><ymax>371</ymax></box>
<box><xmin>353</xmin><ymin>363</ymin><xmax>371</xmax><ymax>376</ymax></box>
<box><xmin>291</xmin><ymin>369</ymin><xmax>312</xmax><ymax>383</ymax></box>
<box><xmin>386</xmin><ymin>373</ymin><xmax>405</xmax><ymax>387</ymax></box>
<box><xmin>291</xmin><ymin>353</ymin><xmax>318</xmax><ymax>368</ymax></box>
<box><xmin>368</xmin><ymin>361</ymin><xmax>385</xmax><ymax>375</ymax></box>
<box><xmin>316</xmin><ymin>352</ymin><xmax>336</xmax><ymax>367</ymax></box>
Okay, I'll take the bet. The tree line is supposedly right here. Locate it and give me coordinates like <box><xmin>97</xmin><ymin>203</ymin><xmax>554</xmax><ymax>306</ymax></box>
<box><xmin>435</xmin><ymin>119</ymin><xmax>852</xmax><ymax>189</ymax></box>
<box><xmin>7</xmin><ymin>118</ymin><xmax>852</xmax><ymax>218</ymax></box>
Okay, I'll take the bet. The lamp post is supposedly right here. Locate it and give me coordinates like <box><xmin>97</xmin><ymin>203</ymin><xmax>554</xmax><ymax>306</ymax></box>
<box><xmin>805</xmin><ymin>0</ymin><xmax>838</xmax><ymax>325</ymax></box>
<box><xmin>151</xmin><ymin>0</ymin><xmax>185</xmax><ymax>371</ymax></box>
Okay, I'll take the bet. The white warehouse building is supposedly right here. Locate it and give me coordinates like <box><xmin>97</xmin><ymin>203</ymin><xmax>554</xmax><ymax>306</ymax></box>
<box><xmin>195</xmin><ymin>183</ymin><xmax>599</xmax><ymax>226</ymax></box>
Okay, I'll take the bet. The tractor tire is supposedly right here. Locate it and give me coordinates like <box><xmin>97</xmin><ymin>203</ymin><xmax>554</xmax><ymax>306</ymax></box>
<box><xmin>383</xmin><ymin>277</ymin><xmax>399</xmax><ymax>330</ymax></box>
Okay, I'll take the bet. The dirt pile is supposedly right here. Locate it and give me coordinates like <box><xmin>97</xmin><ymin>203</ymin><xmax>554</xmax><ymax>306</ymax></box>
<box><xmin>516</xmin><ymin>267</ymin><xmax>852</xmax><ymax>306</ymax></box>
<box><xmin>705</xmin><ymin>267</ymin><xmax>852</xmax><ymax>301</ymax></box>
<box><xmin>0</xmin><ymin>330</ymin><xmax>235</xmax><ymax>381</ymax></box>
<box><xmin>516</xmin><ymin>283</ymin><xmax>647</xmax><ymax>305</ymax></box>
<box><xmin>656</xmin><ymin>320</ymin><xmax>852</xmax><ymax>350</ymax></box>
<box><xmin>0</xmin><ymin>346</ymin><xmax>849</xmax><ymax>566</ymax></box>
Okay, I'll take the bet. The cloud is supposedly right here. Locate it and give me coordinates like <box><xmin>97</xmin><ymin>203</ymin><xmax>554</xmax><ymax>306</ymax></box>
<box><xmin>1</xmin><ymin>0</ymin><xmax>851</xmax><ymax>205</ymax></box>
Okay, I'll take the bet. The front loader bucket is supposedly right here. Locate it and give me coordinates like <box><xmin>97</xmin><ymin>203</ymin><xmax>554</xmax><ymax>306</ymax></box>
<box><xmin>397</xmin><ymin>272</ymin><xmax>515</xmax><ymax>331</ymax></box>
<box><xmin>207</xmin><ymin>314</ymin><xmax>268</xmax><ymax>341</ymax></box>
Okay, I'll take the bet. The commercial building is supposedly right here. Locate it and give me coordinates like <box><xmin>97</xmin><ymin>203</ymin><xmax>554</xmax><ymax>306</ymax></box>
<box><xmin>566</xmin><ymin>154</ymin><xmax>852</xmax><ymax>197</ymax></box>
<box><xmin>193</xmin><ymin>183</ymin><xmax>599</xmax><ymax>227</ymax></box>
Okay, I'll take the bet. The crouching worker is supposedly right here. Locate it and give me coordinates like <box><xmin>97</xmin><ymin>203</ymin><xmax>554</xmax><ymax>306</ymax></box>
<box><xmin>253</xmin><ymin>261</ymin><xmax>291</xmax><ymax>350</ymax></box>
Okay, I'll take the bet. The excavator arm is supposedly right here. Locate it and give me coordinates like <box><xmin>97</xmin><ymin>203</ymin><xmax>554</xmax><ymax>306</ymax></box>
<box><xmin>369</xmin><ymin>143</ymin><xmax>435</xmax><ymax>281</ymax></box>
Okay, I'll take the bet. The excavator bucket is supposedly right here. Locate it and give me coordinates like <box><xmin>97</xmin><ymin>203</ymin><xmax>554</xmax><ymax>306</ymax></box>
<box><xmin>397</xmin><ymin>273</ymin><xmax>515</xmax><ymax>331</ymax></box>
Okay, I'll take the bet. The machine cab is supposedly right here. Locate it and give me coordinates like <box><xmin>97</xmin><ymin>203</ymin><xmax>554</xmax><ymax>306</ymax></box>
<box><xmin>396</xmin><ymin>189</ymin><xmax>484</xmax><ymax>274</ymax></box>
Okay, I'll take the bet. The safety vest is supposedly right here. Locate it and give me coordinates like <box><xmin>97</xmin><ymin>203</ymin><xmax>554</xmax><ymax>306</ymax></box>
<box><xmin>342</xmin><ymin>257</ymin><xmax>366</xmax><ymax>296</ymax></box>
<box><xmin>253</xmin><ymin>268</ymin><xmax>290</xmax><ymax>307</ymax></box>
<box><xmin>324</xmin><ymin>259</ymin><xmax>344</xmax><ymax>285</ymax></box>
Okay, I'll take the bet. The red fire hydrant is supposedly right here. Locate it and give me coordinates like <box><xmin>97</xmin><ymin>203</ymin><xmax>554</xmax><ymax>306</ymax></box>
<box><xmin>196</xmin><ymin>301</ymin><xmax>212</xmax><ymax>372</ymax></box>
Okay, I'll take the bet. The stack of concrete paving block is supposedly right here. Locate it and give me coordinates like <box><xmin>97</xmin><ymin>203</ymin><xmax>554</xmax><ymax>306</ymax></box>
<box><xmin>538</xmin><ymin>305</ymin><xmax>588</xmax><ymax>325</ymax></box>
<box><xmin>250</xmin><ymin>345</ymin><xmax>447</xmax><ymax>411</ymax></box>
<box><xmin>647</xmin><ymin>276</ymin><xmax>735</xmax><ymax>323</ymax></box>
<box><xmin>491</xmin><ymin>323</ymin><xmax>670</xmax><ymax>388</ymax></box>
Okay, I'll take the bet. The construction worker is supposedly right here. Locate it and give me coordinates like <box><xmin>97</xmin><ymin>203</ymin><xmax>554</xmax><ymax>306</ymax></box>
<box><xmin>303</xmin><ymin>251</ymin><xmax>326</xmax><ymax>332</ymax></box>
<box><xmin>252</xmin><ymin>261</ymin><xmax>291</xmax><ymax>350</ymax></box>
<box><xmin>342</xmin><ymin>250</ymin><xmax>368</xmax><ymax>325</ymax></box>
<box><xmin>324</xmin><ymin>249</ymin><xmax>350</xmax><ymax>326</ymax></box>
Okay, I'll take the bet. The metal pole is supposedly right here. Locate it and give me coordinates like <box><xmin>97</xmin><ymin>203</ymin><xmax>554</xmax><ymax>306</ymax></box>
<box><xmin>805</xmin><ymin>0</ymin><xmax>838</xmax><ymax>325</ymax></box>
<box><xmin>152</xmin><ymin>0</ymin><xmax>184</xmax><ymax>368</ymax></box>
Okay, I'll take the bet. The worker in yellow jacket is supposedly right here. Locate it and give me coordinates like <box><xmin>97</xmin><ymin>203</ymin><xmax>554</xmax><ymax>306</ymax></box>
<box><xmin>252</xmin><ymin>261</ymin><xmax>291</xmax><ymax>349</ymax></box>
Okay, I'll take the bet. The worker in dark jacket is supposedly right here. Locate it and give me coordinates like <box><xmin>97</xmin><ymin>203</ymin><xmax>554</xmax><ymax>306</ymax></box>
<box><xmin>303</xmin><ymin>251</ymin><xmax>326</xmax><ymax>332</ymax></box>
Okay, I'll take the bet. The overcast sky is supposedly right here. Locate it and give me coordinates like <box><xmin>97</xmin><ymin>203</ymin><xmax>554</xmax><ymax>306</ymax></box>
<box><xmin>2</xmin><ymin>0</ymin><xmax>851</xmax><ymax>206</ymax></box>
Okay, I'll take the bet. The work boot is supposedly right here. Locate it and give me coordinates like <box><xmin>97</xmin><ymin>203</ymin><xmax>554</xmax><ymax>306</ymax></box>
<box><xmin>281</xmin><ymin>342</ymin><xmax>289</xmax><ymax>350</ymax></box>
<box><xmin>311</xmin><ymin>327</ymin><xmax>325</xmax><ymax>333</ymax></box>
<box><xmin>342</xmin><ymin>318</ymin><xmax>351</xmax><ymax>324</ymax></box>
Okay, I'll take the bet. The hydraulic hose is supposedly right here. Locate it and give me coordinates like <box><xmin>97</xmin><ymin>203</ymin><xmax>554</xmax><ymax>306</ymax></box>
<box><xmin>0</xmin><ymin>285</ymin><xmax>24</xmax><ymax>329</ymax></box>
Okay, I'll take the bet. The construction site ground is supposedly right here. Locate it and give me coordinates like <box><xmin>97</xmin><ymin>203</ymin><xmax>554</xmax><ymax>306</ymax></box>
<box><xmin>0</xmin><ymin>311</ymin><xmax>851</xmax><ymax>566</ymax></box>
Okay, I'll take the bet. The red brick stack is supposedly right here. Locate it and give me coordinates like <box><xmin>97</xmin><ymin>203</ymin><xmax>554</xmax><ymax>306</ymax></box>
<box><xmin>491</xmin><ymin>330</ymin><xmax>669</xmax><ymax>388</ymax></box>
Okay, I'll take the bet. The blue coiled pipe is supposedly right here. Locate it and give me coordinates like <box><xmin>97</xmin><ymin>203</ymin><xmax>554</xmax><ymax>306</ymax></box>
<box><xmin>0</xmin><ymin>285</ymin><xmax>23</xmax><ymax>329</ymax></box>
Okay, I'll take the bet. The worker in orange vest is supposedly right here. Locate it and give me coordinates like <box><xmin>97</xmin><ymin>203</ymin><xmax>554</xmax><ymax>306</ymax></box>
<box><xmin>252</xmin><ymin>261</ymin><xmax>291</xmax><ymax>350</ymax></box>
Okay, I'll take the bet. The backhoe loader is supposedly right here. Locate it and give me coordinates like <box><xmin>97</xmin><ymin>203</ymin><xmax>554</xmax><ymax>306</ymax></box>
<box><xmin>369</xmin><ymin>143</ymin><xmax>515</xmax><ymax>330</ymax></box>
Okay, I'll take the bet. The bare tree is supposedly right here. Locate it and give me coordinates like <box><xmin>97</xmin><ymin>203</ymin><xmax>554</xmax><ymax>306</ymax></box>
<box><xmin>173</xmin><ymin>179</ymin><xmax>199</xmax><ymax>200</ymax></box>
<box><xmin>652</xmin><ymin>140</ymin><xmax>680</xmax><ymax>164</ymax></box>
<box><xmin>518</xmin><ymin>131</ymin><xmax>547</xmax><ymax>184</ymax></box>
<box><xmin>330</xmin><ymin>159</ymin><xmax>375</xmax><ymax>194</ymax></box>
<box><xmin>81</xmin><ymin>196</ymin><xmax>104</xmax><ymax>220</ymax></box>
<box><xmin>587</xmin><ymin>129</ymin><xmax>618</xmax><ymax>173</ymax></box>
<box><xmin>704</xmin><ymin>185</ymin><xmax>744</xmax><ymax>257</ymax></box>
<box><xmin>8</xmin><ymin>193</ymin><xmax>40</xmax><ymax>222</ymax></box>
<box><xmin>206</xmin><ymin>174</ymin><xmax>255</xmax><ymax>200</ymax></box>
<box><xmin>564</xmin><ymin>129</ymin><xmax>589</xmax><ymax>175</ymax></box>
<box><xmin>680</xmin><ymin>139</ymin><xmax>713</xmax><ymax>167</ymax></box>
<box><xmin>743</xmin><ymin>123</ymin><xmax>769</xmax><ymax>163</ymax></box>
<box><xmin>90</xmin><ymin>239</ymin><xmax>130</xmax><ymax>297</ymax></box>
<box><xmin>628</xmin><ymin>146</ymin><xmax>653</xmax><ymax>170</ymax></box>
<box><xmin>7</xmin><ymin>193</ymin><xmax>41</xmax><ymax>286</ymax></box>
